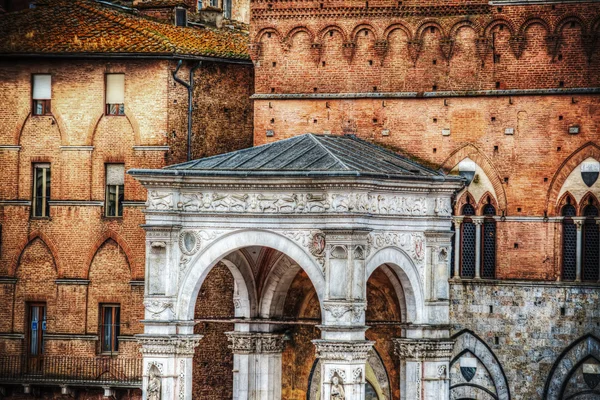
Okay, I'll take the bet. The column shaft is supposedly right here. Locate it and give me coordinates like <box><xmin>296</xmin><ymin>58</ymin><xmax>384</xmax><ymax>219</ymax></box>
<box><xmin>576</xmin><ymin>220</ymin><xmax>583</xmax><ymax>282</ymax></box>
<box><xmin>453</xmin><ymin>219</ymin><xmax>462</xmax><ymax>279</ymax></box>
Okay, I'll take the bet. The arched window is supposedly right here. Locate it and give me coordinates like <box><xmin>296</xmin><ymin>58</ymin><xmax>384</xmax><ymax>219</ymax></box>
<box><xmin>481</xmin><ymin>201</ymin><xmax>496</xmax><ymax>279</ymax></box>
<box><xmin>561</xmin><ymin>201</ymin><xmax>577</xmax><ymax>281</ymax></box>
<box><xmin>582</xmin><ymin>200</ymin><xmax>599</xmax><ymax>282</ymax></box>
<box><xmin>461</xmin><ymin>203</ymin><xmax>476</xmax><ymax>278</ymax></box>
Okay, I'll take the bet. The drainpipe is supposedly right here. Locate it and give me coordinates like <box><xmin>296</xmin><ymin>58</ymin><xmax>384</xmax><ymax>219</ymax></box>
<box><xmin>173</xmin><ymin>60</ymin><xmax>202</xmax><ymax>161</ymax></box>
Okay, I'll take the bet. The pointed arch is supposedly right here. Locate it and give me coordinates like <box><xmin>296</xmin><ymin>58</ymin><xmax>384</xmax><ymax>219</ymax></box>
<box><xmin>477</xmin><ymin>191</ymin><xmax>499</xmax><ymax>216</ymax></box>
<box><xmin>544</xmin><ymin>334</ymin><xmax>600</xmax><ymax>400</ymax></box>
<box><xmin>88</xmin><ymin>113</ymin><xmax>140</xmax><ymax>147</ymax></box>
<box><xmin>11</xmin><ymin>230</ymin><xmax>61</xmax><ymax>277</ymax></box>
<box><xmin>484</xmin><ymin>18</ymin><xmax>515</xmax><ymax>37</ymax></box>
<box><xmin>86</xmin><ymin>231</ymin><xmax>135</xmax><ymax>278</ymax></box>
<box><xmin>16</xmin><ymin>113</ymin><xmax>67</xmax><ymax>146</ymax></box>
<box><xmin>579</xmin><ymin>192</ymin><xmax>600</xmax><ymax>216</ymax></box>
<box><xmin>456</xmin><ymin>191</ymin><xmax>478</xmax><ymax>216</ymax></box>
<box><xmin>318</xmin><ymin>25</ymin><xmax>348</xmax><ymax>42</ymax></box>
<box><xmin>546</xmin><ymin>142</ymin><xmax>600</xmax><ymax>215</ymax></box>
<box><xmin>451</xmin><ymin>329</ymin><xmax>511</xmax><ymax>400</ymax></box>
<box><xmin>557</xmin><ymin>191</ymin><xmax>578</xmax><ymax>213</ymax></box>
<box><xmin>441</xmin><ymin>144</ymin><xmax>507</xmax><ymax>213</ymax></box>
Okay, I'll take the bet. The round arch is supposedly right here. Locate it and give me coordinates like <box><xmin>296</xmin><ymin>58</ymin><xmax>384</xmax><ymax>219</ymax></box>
<box><xmin>219</xmin><ymin>250</ymin><xmax>258</xmax><ymax>319</ymax></box>
<box><xmin>365</xmin><ymin>246</ymin><xmax>423</xmax><ymax>324</ymax></box>
<box><xmin>178</xmin><ymin>229</ymin><xmax>326</xmax><ymax>321</ymax></box>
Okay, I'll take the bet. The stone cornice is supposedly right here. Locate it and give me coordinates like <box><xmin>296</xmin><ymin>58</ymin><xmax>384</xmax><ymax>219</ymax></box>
<box><xmin>312</xmin><ymin>340</ymin><xmax>374</xmax><ymax>362</ymax></box>
<box><xmin>393</xmin><ymin>338</ymin><xmax>454</xmax><ymax>361</ymax></box>
<box><xmin>137</xmin><ymin>334</ymin><xmax>202</xmax><ymax>356</ymax></box>
<box><xmin>225</xmin><ymin>332</ymin><xmax>286</xmax><ymax>354</ymax></box>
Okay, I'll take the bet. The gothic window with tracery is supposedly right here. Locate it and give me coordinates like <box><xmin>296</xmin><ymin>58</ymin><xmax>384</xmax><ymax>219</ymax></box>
<box><xmin>461</xmin><ymin>203</ymin><xmax>476</xmax><ymax>278</ymax></box>
<box><xmin>562</xmin><ymin>201</ymin><xmax>577</xmax><ymax>281</ymax></box>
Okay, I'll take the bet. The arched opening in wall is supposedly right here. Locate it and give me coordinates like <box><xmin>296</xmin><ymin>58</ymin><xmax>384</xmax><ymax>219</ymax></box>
<box><xmin>364</xmin><ymin>265</ymin><xmax>402</xmax><ymax>400</ymax></box>
<box><xmin>192</xmin><ymin>261</ymin><xmax>236</xmax><ymax>400</ymax></box>
<box><xmin>481</xmin><ymin>199</ymin><xmax>497</xmax><ymax>279</ymax></box>
<box><xmin>582</xmin><ymin>198</ymin><xmax>599</xmax><ymax>282</ymax></box>
<box><xmin>461</xmin><ymin>202</ymin><xmax>477</xmax><ymax>278</ymax></box>
<box><xmin>561</xmin><ymin>199</ymin><xmax>577</xmax><ymax>281</ymax></box>
<box><xmin>280</xmin><ymin>269</ymin><xmax>321</xmax><ymax>400</ymax></box>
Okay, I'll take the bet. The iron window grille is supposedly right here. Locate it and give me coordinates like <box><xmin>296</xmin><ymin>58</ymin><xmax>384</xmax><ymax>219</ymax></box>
<box><xmin>482</xmin><ymin>204</ymin><xmax>496</xmax><ymax>279</ymax></box>
<box><xmin>461</xmin><ymin>203</ymin><xmax>476</xmax><ymax>278</ymax></box>
<box><xmin>583</xmin><ymin>204</ymin><xmax>599</xmax><ymax>282</ymax></box>
<box><xmin>561</xmin><ymin>204</ymin><xmax>577</xmax><ymax>281</ymax></box>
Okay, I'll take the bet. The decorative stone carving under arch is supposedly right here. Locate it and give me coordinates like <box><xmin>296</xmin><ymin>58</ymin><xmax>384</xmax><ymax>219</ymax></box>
<box><xmin>543</xmin><ymin>334</ymin><xmax>600</xmax><ymax>400</ymax></box>
<box><xmin>451</xmin><ymin>330</ymin><xmax>510</xmax><ymax>400</ymax></box>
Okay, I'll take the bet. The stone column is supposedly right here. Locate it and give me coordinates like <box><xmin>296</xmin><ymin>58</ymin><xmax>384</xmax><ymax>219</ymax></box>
<box><xmin>575</xmin><ymin>218</ymin><xmax>584</xmax><ymax>282</ymax></box>
<box><xmin>138</xmin><ymin>333</ymin><xmax>202</xmax><ymax>400</ymax></box>
<box><xmin>313</xmin><ymin>339</ymin><xmax>374</xmax><ymax>400</ymax></box>
<box><xmin>394</xmin><ymin>338</ymin><xmax>454</xmax><ymax>400</ymax></box>
<box><xmin>452</xmin><ymin>218</ymin><xmax>463</xmax><ymax>279</ymax></box>
<box><xmin>474</xmin><ymin>218</ymin><xmax>483</xmax><ymax>279</ymax></box>
<box><xmin>225</xmin><ymin>332</ymin><xmax>286</xmax><ymax>400</ymax></box>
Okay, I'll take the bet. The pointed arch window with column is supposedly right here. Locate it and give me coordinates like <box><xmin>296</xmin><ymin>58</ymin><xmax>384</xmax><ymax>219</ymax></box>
<box><xmin>582</xmin><ymin>199</ymin><xmax>599</xmax><ymax>282</ymax></box>
<box><xmin>561</xmin><ymin>200</ymin><xmax>577</xmax><ymax>281</ymax></box>
<box><xmin>460</xmin><ymin>203</ymin><xmax>476</xmax><ymax>279</ymax></box>
<box><xmin>481</xmin><ymin>201</ymin><xmax>497</xmax><ymax>279</ymax></box>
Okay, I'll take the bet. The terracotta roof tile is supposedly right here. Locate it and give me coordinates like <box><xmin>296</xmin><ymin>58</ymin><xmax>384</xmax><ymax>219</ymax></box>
<box><xmin>0</xmin><ymin>0</ymin><xmax>250</xmax><ymax>60</ymax></box>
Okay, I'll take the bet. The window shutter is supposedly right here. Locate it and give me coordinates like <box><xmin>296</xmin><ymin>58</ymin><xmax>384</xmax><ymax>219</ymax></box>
<box><xmin>106</xmin><ymin>164</ymin><xmax>125</xmax><ymax>185</ymax></box>
<box><xmin>106</xmin><ymin>74</ymin><xmax>125</xmax><ymax>104</ymax></box>
<box><xmin>33</xmin><ymin>75</ymin><xmax>51</xmax><ymax>100</ymax></box>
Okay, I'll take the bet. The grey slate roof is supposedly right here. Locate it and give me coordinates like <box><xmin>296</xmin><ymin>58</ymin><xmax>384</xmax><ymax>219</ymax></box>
<box><xmin>131</xmin><ymin>134</ymin><xmax>461</xmax><ymax>181</ymax></box>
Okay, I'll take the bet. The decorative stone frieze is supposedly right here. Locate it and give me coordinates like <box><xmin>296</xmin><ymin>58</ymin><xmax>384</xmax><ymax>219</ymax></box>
<box><xmin>393</xmin><ymin>338</ymin><xmax>454</xmax><ymax>361</ymax></box>
<box><xmin>225</xmin><ymin>332</ymin><xmax>286</xmax><ymax>354</ymax></box>
<box><xmin>148</xmin><ymin>190</ymin><xmax>430</xmax><ymax>217</ymax></box>
<box><xmin>368</xmin><ymin>232</ymin><xmax>425</xmax><ymax>263</ymax></box>
<box><xmin>137</xmin><ymin>334</ymin><xmax>203</xmax><ymax>356</ymax></box>
<box><xmin>313</xmin><ymin>340</ymin><xmax>374</xmax><ymax>362</ymax></box>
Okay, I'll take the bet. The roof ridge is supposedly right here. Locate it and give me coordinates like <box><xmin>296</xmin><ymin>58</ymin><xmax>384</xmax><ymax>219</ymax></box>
<box><xmin>308</xmin><ymin>134</ymin><xmax>351</xmax><ymax>171</ymax></box>
<box><xmin>75</xmin><ymin>0</ymin><xmax>176</xmax><ymax>53</ymax></box>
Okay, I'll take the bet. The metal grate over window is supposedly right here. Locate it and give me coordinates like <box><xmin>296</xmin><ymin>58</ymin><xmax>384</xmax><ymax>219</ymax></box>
<box><xmin>482</xmin><ymin>204</ymin><xmax>496</xmax><ymax>279</ymax></box>
<box><xmin>461</xmin><ymin>203</ymin><xmax>476</xmax><ymax>278</ymax></box>
<box><xmin>562</xmin><ymin>204</ymin><xmax>577</xmax><ymax>281</ymax></box>
<box><xmin>583</xmin><ymin>205</ymin><xmax>599</xmax><ymax>282</ymax></box>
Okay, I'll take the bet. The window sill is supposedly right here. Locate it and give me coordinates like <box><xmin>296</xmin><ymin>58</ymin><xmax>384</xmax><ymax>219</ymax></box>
<box><xmin>30</xmin><ymin>216</ymin><xmax>52</xmax><ymax>221</ymax></box>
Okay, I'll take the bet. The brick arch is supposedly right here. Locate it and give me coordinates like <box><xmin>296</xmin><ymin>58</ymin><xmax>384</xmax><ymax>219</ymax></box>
<box><xmin>16</xmin><ymin>112</ymin><xmax>66</xmax><ymax>146</ymax></box>
<box><xmin>546</xmin><ymin>142</ymin><xmax>600</xmax><ymax>215</ymax></box>
<box><xmin>87</xmin><ymin>113</ymin><xmax>141</xmax><ymax>147</ymax></box>
<box><xmin>85</xmin><ymin>231</ymin><xmax>135</xmax><ymax>279</ymax></box>
<box><xmin>318</xmin><ymin>25</ymin><xmax>348</xmax><ymax>43</ymax></box>
<box><xmin>440</xmin><ymin>144</ymin><xmax>507</xmax><ymax>213</ymax></box>
<box><xmin>579</xmin><ymin>192</ymin><xmax>600</xmax><ymax>216</ymax></box>
<box><xmin>518</xmin><ymin>16</ymin><xmax>552</xmax><ymax>36</ymax></box>
<box><xmin>351</xmin><ymin>23</ymin><xmax>379</xmax><ymax>42</ymax></box>
<box><xmin>557</xmin><ymin>191</ymin><xmax>577</xmax><ymax>213</ymax></box>
<box><xmin>285</xmin><ymin>25</ymin><xmax>315</xmax><ymax>43</ymax></box>
<box><xmin>554</xmin><ymin>14</ymin><xmax>588</xmax><ymax>35</ymax></box>
<box><xmin>477</xmin><ymin>191</ymin><xmax>499</xmax><ymax>216</ymax></box>
<box><xmin>11</xmin><ymin>231</ymin><xmax>62</xmax><ymax>277</ymax></box>
<box><xmin>255</xmin><ymin>26</ymin><xmax>283</xmax><ymax>43</ymax></box>
<box><xmin>483</xmin><ymin>18</ymin><xmax>516</xmax><ymax>37</ymax></box>
<box><xmin>384</xmin><ymin>22</ymin><xmax>413</xmax><ymax>41</ymax></box>
<box><xmin>456</xmin><ymin>191</ymin><xmax>478</xmax><ymax>216</ymax></box>
<box><xmin>543</xmin><ymin>334</ymin><xmax>600</xmax><ymax>400</ymax></box>
<box><xmin>415</xmin><ymin>19</ymin><xmax>447</xmax><ymax>40</ymax></box>
<box><xmin>450</xmin><ymin>19</ymin><xmax>481</xmax><ymax>38</ymax></box>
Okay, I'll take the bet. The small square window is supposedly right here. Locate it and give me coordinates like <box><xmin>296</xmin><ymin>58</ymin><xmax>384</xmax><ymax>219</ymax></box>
<box><xmin>106</xmin><ymin>74</ymin><xmax>125</xmax><ymax>115</ymax></box>
<box><xmin>32</xmin><ymin>74</ymin><xmax>52</xmax><ymax>116</ymax></box>
<box><xmin>100</xmin><ymin>304</ymin><xmax>120</xmax><ymax>353</ymax></box>
<box><xmin>105</xmin><ymin>164</ymin><xmax>124</xmax><ymax>217</ymax></box>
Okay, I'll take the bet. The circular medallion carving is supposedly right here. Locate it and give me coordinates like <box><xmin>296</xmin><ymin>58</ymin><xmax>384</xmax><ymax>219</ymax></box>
<box><xmin>309</xmin><ymin>233</ymin><xmax>326</xmax><ymax>256</ymax></box>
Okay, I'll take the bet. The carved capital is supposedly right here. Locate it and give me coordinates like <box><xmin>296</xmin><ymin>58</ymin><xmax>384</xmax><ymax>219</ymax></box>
<box><xmin>225</xmin><ymin>332</ymin><xmax>286</xmax><ymax>354</ymax></box>
<box><xmin>137</xmin><ymin>334</ymin><xmax>202</xmax><ymax>356</ymax></box>
<box><xmin>313</xmin><ymin>340</ymin><xmax>374</xmax><ymax>362</ymax></box>
<box><xmin>393</xmin><ymin>338</ymin><xmax>454</xmax><ymax>361</ymax></box>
